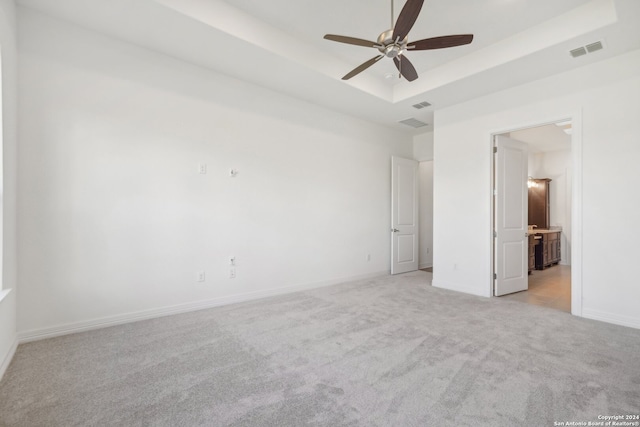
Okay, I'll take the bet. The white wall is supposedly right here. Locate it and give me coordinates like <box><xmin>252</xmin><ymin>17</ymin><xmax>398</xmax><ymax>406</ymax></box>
<box><xmin>0</xmin><ymin>0</ymin><xmax>18</xmax><ymax>379</ymax></box>
<box><xmin>414</xmin><ymin>132</ymin><xmax>434</xmax><ymax>269</ymax></box>
<box><xmin>433</xmin><ymin>48</ymin><xmax>640</xmax><ymax>329</ymax></box>
<box><xmin>418</xmin><ymin>161</ymin><xmax>433</xmax><ymax>269</ymax></box>
<box><xmin>529</xmin><ymin>150</ymin><xmax>572</xmax><ymax>265</ymax></box>
<box><xmin>16</xmin><ymin>9</ymin><xmax>413</xmax><ymax>338</ymax></box>
<box><xmin>413</xmin><ymin>131</ymin><xmax>434</xmax><ymax>161</ymax></box>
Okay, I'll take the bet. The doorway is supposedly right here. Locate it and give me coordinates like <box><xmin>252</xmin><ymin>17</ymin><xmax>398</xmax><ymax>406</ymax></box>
<box><xmin>492</xmin><ymin>120</ymin><xmax>574</xmax><ymax>313</ymax></box>
<box><xmin>418</xmin><ymin>160</ymin><xmax>433</xmax><ymax>272</ymax></box>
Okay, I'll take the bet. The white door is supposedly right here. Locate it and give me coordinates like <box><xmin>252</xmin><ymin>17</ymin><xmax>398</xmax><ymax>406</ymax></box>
<box><xmin>391</xmin><ymin>156</ymin><xmax>419</xmax><ymax>274</ymax></box>
<box><xmin>494</xmin><ymin>136</ymin><xmax>528</xmax><ymax>296</ymax></box>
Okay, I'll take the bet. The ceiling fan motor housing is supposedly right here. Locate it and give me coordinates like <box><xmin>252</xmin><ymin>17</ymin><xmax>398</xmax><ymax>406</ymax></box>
<box><xmin>323</xmin><ymin>0</ymin><xmax>473</xmax><ymax>81</ymax></box>
<box><xmin>377</xmin><ymin>29</ymin><xmax>408</xmax><ymax>58</ymax></box>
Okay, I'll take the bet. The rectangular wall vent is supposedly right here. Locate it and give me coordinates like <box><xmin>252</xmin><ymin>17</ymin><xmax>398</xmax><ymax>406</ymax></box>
<box><xmin>586</xmin><ymin>41</ymin><xmax>603</xmax><ymax>53</ymax></box>
<box><xmin>399</xmin><ymin>118</ymin><xmax>428</xmax><ymax>128</ymax></box>
<box><xmin>570</xmin><ymin>41</ymin><xmax>604</xmax><ymax>58</ymax></box>
<box><xmin>570</xmin><ymin>47</ymin><xmax>587</xmax><ymax>58</ymax></box>
<box><xmin>412</xmin><ymin>101</ymin><xmax>432</xmax><ymax>109</ymax></box>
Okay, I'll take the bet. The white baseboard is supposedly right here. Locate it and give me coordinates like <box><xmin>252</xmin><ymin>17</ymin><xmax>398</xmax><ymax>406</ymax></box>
<box><xmin>0</xmin><ymin>289</ymin><xmax>11</xmax><ymax>304</ymax></box>
<box><xmin>582</xmin><ymin>308</ymin><xmax>640</xmax><ymax>330</ymax></box>
<box><xmin>418</xmin><ymin>263</ymin><xmax>433</xmax><ymax>270</ymax></box>
<box><xmin>432</xmin><ymin>279</ymin><xmax>491</xmax><ymax>298</ymax></box>
<box><xmin>17</xmin><ymin>270</ymin><xmax>388</xmax><ymax>343</ymax></box>
<box><xmin>0</xmin><ymin>338</ymin><xmax>18</xmax><ymax>381</ymax></box>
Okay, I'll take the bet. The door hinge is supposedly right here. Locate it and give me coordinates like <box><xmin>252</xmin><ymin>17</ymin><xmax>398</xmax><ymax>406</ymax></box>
<box><xmin>493</xmin><ymin>231</ymin><xmax>497</xmax><ymax>238</ymax></box>
<box><xmin>494</xmin><ymin>273</ymin><xmax>497</xmax><ymax>280</ymax></box>
<box><xmin>493</xmin><ymin>147</ymin><xmax>497</xmax><ymax>154</ymax></box>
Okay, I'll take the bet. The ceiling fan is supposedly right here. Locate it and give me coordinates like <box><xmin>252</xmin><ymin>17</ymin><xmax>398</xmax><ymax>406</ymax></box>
<box><xmin>323</xmin><ymin>0</ymin><xmax>473</xmax><ymax>81</ymax></box>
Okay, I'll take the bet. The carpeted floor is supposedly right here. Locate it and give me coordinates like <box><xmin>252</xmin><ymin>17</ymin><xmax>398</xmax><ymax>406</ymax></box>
<box><xmin>1</xmin><ymin>271</ymin><xmax>639</xmax><ymax>426</ymax></box>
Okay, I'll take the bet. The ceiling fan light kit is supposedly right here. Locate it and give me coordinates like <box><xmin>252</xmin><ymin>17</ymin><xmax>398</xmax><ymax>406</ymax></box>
<box><xmin>323</xmin><ymin>0</ymin><xmax>474</xmax><ymax>82</ymax></box>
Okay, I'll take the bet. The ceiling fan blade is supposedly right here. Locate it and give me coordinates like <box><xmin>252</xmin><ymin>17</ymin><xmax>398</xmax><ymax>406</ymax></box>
<box><xmin>324</xmin><ymin>34</ymin><xmax>380</xmax><ymax>48</ymax></box>
<box><xmin>393</xmin><ymin>55</ymin><xmax>418</xmax><ymax>82</ymax></box>
<box><xmin>392</xmin><ymin>0</ymin><xmax>424</xmax><ymax>41</ymax></box>
<box><xmin>407</xmin><ymin>34</ymin><xmax>474</xmax><ymax>50</ymax></box>
<box><xmin>342</xmin><ymin>55</ymin><xmax>384</xmax><ymax>80</ymax></box>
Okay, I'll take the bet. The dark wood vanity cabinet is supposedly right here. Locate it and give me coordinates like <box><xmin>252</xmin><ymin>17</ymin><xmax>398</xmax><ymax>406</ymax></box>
<box><xmin>528</xmin><ymin>178</ymin><xmax>551</xmax><ymax>229</ymax></box>
<box><xmin>528</xmin><ymin>235</ymin><xmax>537</xmax><ymax>274</ymax></box>
<box><xmin>529</xmin><ymin>178</ymin><xmax>561</xmax><ymax>270</ymax></box>
<box><xmin>534</xmin><ymin>232</ymin><xmax>561</xmax><ymax>270</ymax></box>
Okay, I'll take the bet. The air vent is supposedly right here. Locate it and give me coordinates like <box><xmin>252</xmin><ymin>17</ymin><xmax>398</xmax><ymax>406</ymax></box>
<box><xmin>412</xmin><ymin>101</ymin><xmax>432</xmax><ymax>109</ymax></box>
<box><xmin>570</xmin><ymin>40</ymin><xmax>604</xmax><ymax>58</ymax></box>
<box><xmin>586</xmin><ymin>41</ymin><xmax>603</xmax><ymax>53</ymax></box>
<box><xmin>399</xmin><ymin>118</ymin><xmax>428</xmax><ymax>128</ymax></box>
<box><xmin>570</xmin><ymin>47</ymin><xmax>587</xmax><ymax>58</ymax></box>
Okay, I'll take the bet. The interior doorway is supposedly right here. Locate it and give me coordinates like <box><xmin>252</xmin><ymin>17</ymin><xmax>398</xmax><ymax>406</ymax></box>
<box><xmin>492</xmin><ymin>120</ymin><xmax>574</xmax><ymax>313</ymax></box>
<box><xmin>418</xmin><ymin>160</ymin><xmax>433</xmax><ymax>272</ymax></box>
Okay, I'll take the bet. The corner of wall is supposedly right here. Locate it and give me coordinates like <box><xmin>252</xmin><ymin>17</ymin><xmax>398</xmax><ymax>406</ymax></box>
<box><xmin>0</xmin><ymin>335</ymin><xmax>17</xmax><ymax>381</ymax></box>
<box><xmin>0</xmin><ymin>0</ymin><xmax>19</xmax><ymax>381</ymax></box>
<box><xmin>0</xmin><ymin>290</ymin><xmax>17</xmax><ymax>381</ymax></box>
<box><xmin>413</xmin><ymin>131</ymin><xmax>434</xmax><ymax>161</ymax></box>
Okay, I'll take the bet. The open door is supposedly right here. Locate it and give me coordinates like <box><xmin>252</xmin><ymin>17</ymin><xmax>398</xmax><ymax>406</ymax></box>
<box><xmin>494</xmin><ymin>136</ymin><xmax>528</xmax><ymax>296</ymax></box>
<box><xmin>391</xmin><ymin>156</ymin><xmax>419</xmax><ymax>274</ymax></box>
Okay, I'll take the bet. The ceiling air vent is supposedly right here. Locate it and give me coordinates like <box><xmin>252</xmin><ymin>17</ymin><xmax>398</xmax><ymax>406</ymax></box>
<box><xmin>570</xmin><ymin>40</ymin><xmax>604</xmax><ymax>58</ymax></box>
<box><xmin>570</xmin><ymin>47</ymin><xmax>587</xmax><ymax>58</ymax></box>
<box><xmin>399</xmin><ymin>118</ymin><xmax>428</xmax><ymax>128</ymax></box>
<box><xmin>412</xmin><ymin>101</ymin><xmax>432</xmax><ymax>109</ymax></box>
<box><xmin>586</xmin><ymin>41</ymin><xmax>603</xmax><ymax>53</ymax></box>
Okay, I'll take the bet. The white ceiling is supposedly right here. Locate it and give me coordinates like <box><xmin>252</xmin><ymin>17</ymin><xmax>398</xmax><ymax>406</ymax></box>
<box><xmin>509</xmin><ymin>123</ymin><xmax>572</xmax><ymax>154</ymax></box>
<box><xmin>226</xmin><ymin>0</ymin><xmax>591</xmax><ymax>77</ymax></box>
<box><xmin>17</xmin><ymin>0</ymin><xmax>640</xmax><ymax>134</ymax></box>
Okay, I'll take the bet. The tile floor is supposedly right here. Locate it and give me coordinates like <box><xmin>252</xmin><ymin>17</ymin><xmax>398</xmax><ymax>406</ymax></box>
<box><xmin>500</xmin><ymin>264</ymin><xmax>571</xmax><ymax>313</ymax></box>
<box><xmin>419</xmin><ymin>265</ymin><xmax>570</xmax><ymax>313</ymax></box>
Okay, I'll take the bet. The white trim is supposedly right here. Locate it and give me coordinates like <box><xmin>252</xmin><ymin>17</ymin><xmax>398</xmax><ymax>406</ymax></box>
<box><xmin>489</xmin><ymin>135</ymin><xmax>497</xmax><ymax>299</ymax></box>
<box><xmin>0</xmin><ymin>338</ymin><xmax>17</xmax><ymax>381</ymax></box>
<box><xmin>414</xmin><ymin>154</ymin><xmax>434</xmax><ymax>162</ymax></box>
<box><xmin>17</xmin><ymin>271</ymin><xmax>388</xmax><ymax>343</ymax></box>
<box><xmin>570</xmin><ymin>110</ymin><xmax>583</xmax><ymax>317</ymax></box>
<box><xmin>582</xmin><ymin>308</ymin><xmax>640</xmax><ymax>330</ymax></box>
<box><xmin>0</xmin><ymin>288</ymin><xmax>11</xmax><ymax>304</ymax></box>
<box><xmin>432</xmin><ymin>279</ymin><xmax>490</xmax><ymax>298</ymax></box>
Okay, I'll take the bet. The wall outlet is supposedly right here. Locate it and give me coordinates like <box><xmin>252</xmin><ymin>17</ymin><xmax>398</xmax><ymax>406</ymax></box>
<box><xmin>197</xmin><ymin>271</ymin><xmax>206</xmax><ymax>282</ymax></box>
<box><xmin>366</xmin><ymin>253</ymin><xmax>371</xmax><ymax>262</ymax></box>
<box><xmin>229</xmin><ymin>267</ymin><xmax>236</xmax><ymax>279</ymax></box>
<box><xmin>198</xmin><ymin>163</ymin><xmax>207</xmax><ymax>174</ymax></box>
<box><xmin>229</xmin><ymin>256</ymin><xmax>236</xmax><ymax>266</ymax></box>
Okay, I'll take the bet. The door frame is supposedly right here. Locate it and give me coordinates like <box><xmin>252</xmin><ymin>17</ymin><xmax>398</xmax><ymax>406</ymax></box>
<box><xmin>489</xmin><ymin>111</ymin><xmax>583</xmax><ymax>317</ymax></box>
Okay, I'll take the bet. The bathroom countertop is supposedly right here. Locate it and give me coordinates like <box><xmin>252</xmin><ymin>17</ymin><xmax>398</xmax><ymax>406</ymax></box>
<box><xmin>530</xmin><ymin>227</ymin><xmax>562</xmax><ymax>234</ymax></box>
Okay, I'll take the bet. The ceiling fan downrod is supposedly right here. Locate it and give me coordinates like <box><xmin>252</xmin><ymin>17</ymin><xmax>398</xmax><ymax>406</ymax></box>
<box><xmin>391</xmin><ymin>0</ymin><xmax>394</xmax><ymax>30</ymax></box>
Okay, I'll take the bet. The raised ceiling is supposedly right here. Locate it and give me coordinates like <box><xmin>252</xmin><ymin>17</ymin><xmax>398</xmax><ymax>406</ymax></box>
<box><xmin>226</xmin><ymin>0</ymin><xmax>592</xmax><ymax>80</ymax></box>
<box><xmin>17</xmin><ymin>0</ymin><xmax>640</xmax><ymax>133</ymax></box>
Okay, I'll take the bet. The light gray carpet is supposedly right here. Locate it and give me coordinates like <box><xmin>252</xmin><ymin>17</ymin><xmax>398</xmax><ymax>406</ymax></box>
<box><xmin>1</xmin><ymin>271</ymin><xmax>639</xmax><ymax>426</ymax></box>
